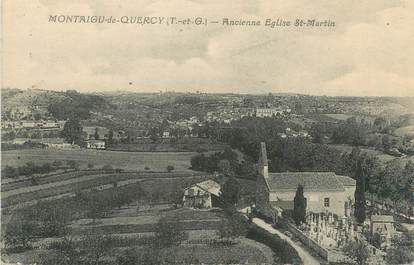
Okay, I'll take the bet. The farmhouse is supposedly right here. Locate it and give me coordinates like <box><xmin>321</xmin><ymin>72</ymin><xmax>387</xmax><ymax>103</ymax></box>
<box><xmin>86</xmin><ymin>139</ymin><xmax>106</xmax><ymax>149</ymax></box>
<box><xmin>183</xmin><ymin>180</ymin><xmax>221</xmax><ymax>209</ymax></box>
<box><xmin>256</xmin><ymin>142</ymin><xmax>356</xmax><ymax>222</ymax></box>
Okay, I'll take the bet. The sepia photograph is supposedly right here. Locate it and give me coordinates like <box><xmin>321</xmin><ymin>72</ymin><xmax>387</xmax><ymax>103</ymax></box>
<box><xmin>1</xmin><ymin>1</ymin><xmax>414</xmax><ymax>264</ymax></box>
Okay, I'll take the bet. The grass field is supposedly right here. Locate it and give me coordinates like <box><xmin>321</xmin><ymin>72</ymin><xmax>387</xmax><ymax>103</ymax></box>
<box><xmin>394</xmin><ymin>125</ymin><xmax>414</xmax><ymax>137</ymax></box>
<box><xmin>3</xmin><ymin>236</ymin><xmax>274</xmax><ymax>265</ymax></box>
<box><xmin>323</xmin><ymin>113</ymin><xmax>353</xmax><ymax>121</ymax></box>
<box><xmin>1</xmin><ymin>149</ymin><xmax>197</xmax><ymax>171</ymax></box>
<box><xmin>2</xmin><ymin>174</ymin><xmax>204</xmax><ymax>208</ymax></box>
<box><xmin>329</xmin><ymin>144</ymin><xmax>414</xmax><ymax>165</ymax></box>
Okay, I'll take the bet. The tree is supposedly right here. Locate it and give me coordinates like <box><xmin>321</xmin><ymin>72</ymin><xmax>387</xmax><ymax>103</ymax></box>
<box><xmin>166</xmin><ymin>165</ymin><xmax>174</xmax><ymax>172</ymax></box>
<box><xmin>343</xmin><ymin>240</ymin><xmax>370</xmax><ymax>265</ymax></box>
<box><xmin>85</xmin><ymin>194</ymin><xmax>109</xmax><ymax>224</ymax></box>
<box><xmin>94</xmin><ymin>127</ymin><xmax>100</xmax><ymax>140</ymax></box>
<box><xmin>387</xmin><ymin>232</ymin><xmax>414</xmax><ymax>265</ymax></box>
<box><xmin>80</xmin><ymin>232</ymin><xmax>114</xmax><ymax>265</ymax></box>
<box><xmin>40</xmin><ymin>237</ymin><xmax>80</xmax><ymax>265</ymax></box>
<box><xmin>293</xmin><ymin>185</ymin><xmax>307</xmax><ymax>226</ymax></box>
<box><xmin>66</xmin><ymin>160</ymin><xmax>79</xmax><ymax>170</ymax></box>
<box><xmin>61</xmin><ymin>118</ymin><xmax>83</xmax><ymax>145</ymax></box>
<box><xmin>220</xmin><ymin>176</ymin><xmax>241</xmax><ymax>207</ymax></box>
<box><xmin>3</xmin><ymin>165</ymin><xmax>17</xmax><ymax>178</ymax></box>
<box><xmin>87</xmin><ymin>162</ymin><xmax>94</xmax><ymax>169</ymax></box>
<box><xmin>34</xmin><ymin>202</ymin><xmax>70</xmax><ymax>237</ymax></box>
<box><xmin>354</xmin><ymin>160</ymin><xmax>366</xmax><ymax>224</ymax></box>
<box><xmin>4</xmin><ymin>219</ymin><xmax>37</xmax><ymax>250</ymax></box>
<box><xmin>102</xmin><ymin>164</ymin><xmax>113</xmax><ymax>171</ymax></box>
<box><xmin>107</xmin><ymin>130</ymin><xmax>114</xmax><ymax>145</ymax></box>
<box><xmin>153</xmin><ymin>215</ymin><xmax>188</xmax><ymax>249</ymax></box>
<box><xmin>219</xmin><ymin>213</ymin><xmax>248</xmax><ymax>240</ymax></box>
<box><xmin>218</xmin><ymin>159</ymin><xmax>233</xmax><ymax>177</ymax></box>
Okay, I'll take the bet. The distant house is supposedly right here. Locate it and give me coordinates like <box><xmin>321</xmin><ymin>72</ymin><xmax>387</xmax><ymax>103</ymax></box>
<box><xmin>86</xmin><ymin>139</ymin><xmax>106</xmax><ymax>150</ymax></box>
<box><xmin>183</xmin><ymin>180</ymin><xmax>222</xmax><ymax>209</ymax></box>
<box><xmin>26</xmin><ymin>138</ymin><xmax>73</xmax><ymax>149</ymax></box>
<box><xmin>370</xmin><ymin>215</ymin><xmax>395</xmax><ymax>246</ymax></box>
<box><xmin>162</xmin><ymin>131</ymin><xmax>170</xmax><ymax>138</ymax></box>
<box><xmin>255</xmin><ymin>108</ymin><xmax>288</xmax><ymax>118</ymax></box>
<box><xmin>40</xmin><ymin>138</ymin><xmax>73</xmax><ymax>149</ymax></box>
<box><xmin>12</xmin><ymin>138</ymin><xmax>29</xmax><ymax>145</ymax></box>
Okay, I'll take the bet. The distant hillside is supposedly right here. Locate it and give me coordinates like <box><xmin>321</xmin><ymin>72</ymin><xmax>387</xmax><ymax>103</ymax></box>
<box><xmin>1</xmin><ymin>89</ymin><xmax>111</xmax><ymax>120</ymax></box>
<box><xmin>1</xmin><ymin>88</ymin><xmax>68</xmax><ymax>109</ymax></box>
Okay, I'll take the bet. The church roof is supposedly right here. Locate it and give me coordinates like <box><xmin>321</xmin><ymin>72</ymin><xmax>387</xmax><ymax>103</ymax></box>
<box><xmin>336</xmin><ymin>175</ymin><xmax>356</xmax><ymax>186</ymax></box>
<box><xmin>267</xmin><ymin>172</ymin><xmax>345</xmax><ymax>192</ymax></box>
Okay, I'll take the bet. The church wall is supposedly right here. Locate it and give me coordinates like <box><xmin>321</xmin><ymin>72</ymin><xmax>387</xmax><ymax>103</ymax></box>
<box><xmin>255</xmin><ymin>174</ymin><xmax>272</xmax><ymax>216</ymax></box>
<box><xmin>269</xmin><ymin>190</ymin><xmax>348</xmax><ymax>216</ymax></box>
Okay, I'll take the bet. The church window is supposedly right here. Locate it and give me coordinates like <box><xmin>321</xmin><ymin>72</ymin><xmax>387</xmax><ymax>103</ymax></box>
<box><xmin>324</xmin><ymin>197</ymin><xmax>330</xmax><ymax>207</ymax></box>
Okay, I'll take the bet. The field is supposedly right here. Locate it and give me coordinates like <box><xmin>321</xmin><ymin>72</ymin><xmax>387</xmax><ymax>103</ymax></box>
<box><xmin>1</xmin><ymin>149</ymin><xmax>196</xmax><ymax>171</ymax></box>
<box><xmin>2</xmin><ymin>202</ymin><xmax>275</xmax><ymax>265</ymax></box>
<box><xmin>323</xmin><ymin>113</ymin><xmax>353</xmax><ymax>121</ymax></box>
<box><xmin>394</xmin><ymin>125</ymin><xmax>414</xmax><ymax>137</ymax></box>
<box><xmin>2</xmin><ymin>172</ymin><xmax>205</xmax><ymax>208</ymax></box>
<box><xmin>108</xmin><ymin>142</ymin><xmax>228</xmax><ymax>152</ymax></box>
<box><xmin>329</xmin><ymin>144</ymin><xmax>414</xmax><ymax>166</ymax></box>
<box><xmin>1</xmin><ymin>148</ymin><xmax>278</xmax><ymax>265</ymax></box>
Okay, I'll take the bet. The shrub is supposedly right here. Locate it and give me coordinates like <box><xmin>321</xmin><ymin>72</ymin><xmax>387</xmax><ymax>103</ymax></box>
<box><xmin>3</xmin><ymin>165</ymin><xmax>18</xmax><ymax>178</ymax></box>
<box><xmin>166</xmin><ymin>165</ymin><xmax>175</xmax><ymax>172</ymax></box>
<box><xmin>4</xmin><ymin>219</ymin><xmax>37</xmax><ymax>251</ymax></box>
<box><xmin>66</xmin><ymin>160</ymin><xmax>79</xmax><ymax>170</ymax></box>
<box><xmin>102</xmin><ymin>164</ymin><xmax>113</xmax><ymax>171</ymax></box>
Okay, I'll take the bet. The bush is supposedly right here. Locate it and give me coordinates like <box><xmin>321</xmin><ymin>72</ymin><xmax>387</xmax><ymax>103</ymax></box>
<box><xmin>66</xmin><ymin>160</ymin><xmax>79</xmax><ymax>170</ymax></box>
<box><xmin>102</xmin><ymin>164</ymin><xmax>113</xmax><ymax>171</ymax></box>
<box><xmin>152</xmin><ymin>215</ymin><xmax>188</xmax><ymax>249</ymax></box>
<box><xmin>3</xmin><ymin>165</ymin><xmax>18</xmax><ymax>178</ymax></box>
<box><xmin>87</xmin><ymin>163</ymin><xmax>95</xmax><ymax>169</ymax></box>
<box><xmin>166</xmin><ymin>165</ymin><xmax>175</xmax><ymax>172</ymax></box>
<box><xmin>4</xmin><ymin>219</ymin><xmax>37</xmax><ymax>251</ymax></box>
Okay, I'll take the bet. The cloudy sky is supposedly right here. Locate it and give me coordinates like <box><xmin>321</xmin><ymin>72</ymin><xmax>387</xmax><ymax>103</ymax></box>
<box><xmin>3</xmin><ymin>0</ymin><xmax>414</xmax><ymax>96</ymax></box>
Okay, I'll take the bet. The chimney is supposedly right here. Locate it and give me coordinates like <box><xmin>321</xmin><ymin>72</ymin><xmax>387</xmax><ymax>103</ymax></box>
<box><xmin>258</xmin><ymin>142</ymin><xmax>269</xmax><ymax>178</ymax></box>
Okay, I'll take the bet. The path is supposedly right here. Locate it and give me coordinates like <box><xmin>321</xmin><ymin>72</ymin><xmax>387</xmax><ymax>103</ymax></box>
<box><xmin>252</xmin><ymin>218</ymin><xmax>321</xmax><ymax>265</ymax></box>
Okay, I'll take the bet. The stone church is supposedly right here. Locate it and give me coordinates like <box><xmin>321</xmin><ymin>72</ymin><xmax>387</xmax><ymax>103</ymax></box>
<box><xmin>255</xmin><ymin>142</ymin><xmax>356</xmax><ymax>222</ymax></box>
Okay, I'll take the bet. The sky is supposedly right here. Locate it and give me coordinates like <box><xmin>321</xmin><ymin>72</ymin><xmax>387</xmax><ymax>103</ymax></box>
<box><xmin>2</xmin><ymin>0</ymin><xmax>414</xmax><ymax>96</ymax></box>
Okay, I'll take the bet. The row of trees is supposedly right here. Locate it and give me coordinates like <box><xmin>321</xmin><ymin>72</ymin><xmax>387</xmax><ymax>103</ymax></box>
<box><xmin>3</xmin><ymin>160</ymin><xmax>80</xmax><ymax>179</ymax></box>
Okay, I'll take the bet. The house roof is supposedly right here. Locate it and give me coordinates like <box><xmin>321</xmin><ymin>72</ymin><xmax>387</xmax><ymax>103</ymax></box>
<box><xmin>193</xmin><ymin>180</ymin><xmax>221</xmax><ymax>197</ymax></box>
<box><xmin>336</xmin><ymin>175</ymin><xmax>356</xmax><ymax>186</ymax></box>
<box><xmin>267</xmin><ymin>172</ymin><xmax>345</xmax><ymax>192</ymax></box>
<box><xmin>371</xmin><ymin>215</ymin><xmax>394</xmax><ymax>223</ymax></box>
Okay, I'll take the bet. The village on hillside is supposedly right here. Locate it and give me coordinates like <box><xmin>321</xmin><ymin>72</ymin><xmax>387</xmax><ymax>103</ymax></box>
<box><xmin>1</xmin><ymin>89</ymin><xmax>414</xmax><ymax>265</ymax></box>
